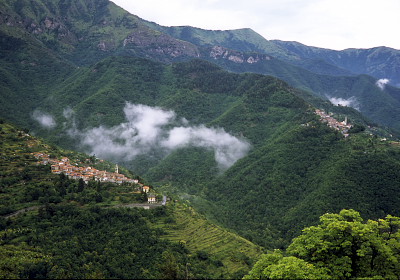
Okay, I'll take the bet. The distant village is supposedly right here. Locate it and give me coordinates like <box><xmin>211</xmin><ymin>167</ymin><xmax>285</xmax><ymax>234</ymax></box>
<box><xmin>33</xmin><ymin>152</ymin><xmax>139</xmax><ymax>184</ymax></box>
<box><xmin>315</xmin><ymin>109</ymin><xmax>352</xmax><ymax>137</ymax></box>
<box><xmin>32</xmin><ymin>152</ymin><xmax>160</xmax><ymax>204</ymax></box>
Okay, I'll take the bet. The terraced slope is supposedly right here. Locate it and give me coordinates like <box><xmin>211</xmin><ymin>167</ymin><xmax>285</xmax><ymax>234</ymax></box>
<box><xmin>154</xmin><ymin>202</ymin><xmax>262</xmax><ymax>277</ymax></box>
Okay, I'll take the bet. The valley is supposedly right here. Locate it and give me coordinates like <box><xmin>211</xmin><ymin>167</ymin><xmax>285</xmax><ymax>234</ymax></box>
<box><xmin>1</xmin><ymin>0</ymin><xmax>400</xmax><ymax>278</ymax></box>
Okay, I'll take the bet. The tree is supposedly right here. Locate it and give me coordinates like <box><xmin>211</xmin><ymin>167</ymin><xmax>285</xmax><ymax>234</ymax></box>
<box><xmin>244</xmin><ymin>209</ymin><xmax>400</xmax><ymax>279</ymax></box>
<box><xmin>77</xmin><ymin>178</ymin><xmax>85</xmax><ymax>192</ymax></box>
<box><xmin>243</xmin><ymin>250</ymin><xmax>328</xmax><ymax>279</ymax></box>
<box><xmin>0</xmin><ymin>243</ymin><xmax>51</xmax><ymax>279</ymax></box>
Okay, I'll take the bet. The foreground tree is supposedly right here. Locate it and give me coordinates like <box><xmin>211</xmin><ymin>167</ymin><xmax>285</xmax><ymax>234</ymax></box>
<box><xmin>243</xmin><ymin>250</ymin><xmax>328</xmax><ymax>279</ymax></box>
<box><xmin>244</xmin><ymin>209</ymin><xmax>400</xmax><ymax>279</ymax></box>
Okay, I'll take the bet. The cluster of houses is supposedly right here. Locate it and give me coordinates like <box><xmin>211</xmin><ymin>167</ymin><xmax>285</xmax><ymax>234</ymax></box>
<box><xmin>32</xmin><ymin>152</ymin><xmax>161</xmax><ymax>204</ymax></box>
<box><xmin>32</xmin><ymin>152</ymin><xmax>138</xmax><ymax>184</ymax></box>
<box><xmin>315</xmin><ymin>109</ymin><xmax>352</xmax><ymax>137</ymax></box>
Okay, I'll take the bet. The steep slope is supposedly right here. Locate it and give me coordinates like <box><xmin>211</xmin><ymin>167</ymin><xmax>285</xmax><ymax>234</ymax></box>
<box><xmin>150</xmin><ymin>23</ymin><xmax>400</xmax><ymax>87</ymax></box>
<box><xmin>29</xmin><ymin>55</ymin><xmax>400</xmax><ymax>251</ymax></box>
<box><xmin>212</xmin><ymin>54</ymin><xmax>400</xmax><ymax>132</ymax></box>
<box><xmin>0</xmin><ymin>0</ymin><xmax>199</xmax><ymax>65</ymax></box>
<box><xmin>0</xmin><ymin>1</ymin><xmax>74</xmax><ymax>127</ymax></box>
<box><xmin>2</xmin><ymin>0</ymin><xmax>400</xmax><ymax>134</ymax></box>
<box><xmin>144</xmin><ymin>24</ymin><xmax>294</xmax><ymax>59</ymax></box>
<box><xmin>2</xmin><ymin>0</ymin><xmax>400</xmax><ymax>257</ymax></box>
<box><xmin>139</xmin><ymin>24</ymin><xmax>400</xmax><ymax>132</ymax></box>
<box><xmin>0</xmin><ymin>120</ymin><xmax>261</xmax><ymax>279</ymax></box>
<box><xmin>203</xmin><ymin>120</ymin><xmax>400</xmax><ymax>248</ymax></box>
<box><xmin>144</xmin><ymin>23</ymin><xmax>354</xmax><ymax>78</ymax></box>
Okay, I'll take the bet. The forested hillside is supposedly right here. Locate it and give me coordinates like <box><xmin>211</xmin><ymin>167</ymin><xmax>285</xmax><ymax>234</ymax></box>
<box><xmin>0</xmin><ymin>120</ymin><xmax>261</xmax><ymax>279</ymax></box>
<box><xmin>2</xmin><ymin>0</ymin><xmax>400</xmax><ymax>278</ymax></box>
<box><xmin>1</xmin><ymin>0</ymin><xmax>400</xmax><ymax>133</ymax></box>
<box><xmin>203</xmin><ymin>120</ymin><xmax>400</xmax><ymax>248</ymax></box>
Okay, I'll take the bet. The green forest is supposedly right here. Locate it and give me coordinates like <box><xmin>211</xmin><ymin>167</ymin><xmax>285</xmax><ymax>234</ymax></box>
<box><xmin>0</xmin><ymin>120</ymin><xmax>261</xmax><ymax>279</ymax></box>
<box><xmin>244</xmin><ymin>209</ymin><xmax>400</xmax><ymax>279</ymax></box>
<box><xmin>2</xmin><ymin>0</ymin><xmax>400</xmax><ymax>279</ymax></box>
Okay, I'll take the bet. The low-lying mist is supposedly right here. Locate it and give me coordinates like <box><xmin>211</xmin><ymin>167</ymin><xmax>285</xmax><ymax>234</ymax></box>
<box><xmin>67</xmin><ymin>103</ymin><xmax>251</xmax><ymax>171</ymax></box>
<box><xmin>376</xmin><ymin>78</ymin><xmax>390</xmax><ymax>90</ymax></box>
<box><xmin>32</xmin><ymin>109</ymin><xmax>56</xmax><ymax>129</ymax></box>
<box><xmin>328</xmin><ymin>96</ymin><xmax>360</xmax><ymax>111</ymax></box>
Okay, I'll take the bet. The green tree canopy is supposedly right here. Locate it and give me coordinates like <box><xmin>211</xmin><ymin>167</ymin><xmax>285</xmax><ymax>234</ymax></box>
<box><xmin>243</xmin><ymin>250</ymin><xmax>328</xmax><ymax>279</ymax></box>
<box><xmin>244</xmin><ymin>209</ymin><xmax>400</xmax><ymax>279</ymax></box>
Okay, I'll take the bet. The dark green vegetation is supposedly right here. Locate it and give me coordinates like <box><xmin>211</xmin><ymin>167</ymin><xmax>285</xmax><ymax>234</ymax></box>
<box><xmin>1</xmin><ymin>204</ymin><xmax>258</xmax><ymax>279</ymax></box>
<box><xmin>203</xmin><ymin>121</ymin><xmax>400</xmax><ymax>248</ymax></box>
<box><xmin>151</xmin><ymin>23</ymin><xmax>400</xmax><ymax>86</ymax></box>
<box><xmin>1</xmin><ymin>0</ymin><xmax>400</xmax><ymax>132</ymax></box>
<box><xmin>0</xmin><ymin>121</ymin><xmax>261</xmax><ymax>279</ymax></box>
<box><xmin>18</xmin><ymin>53</ymin><xmax>400</xmax><ymax>251</ymax></box>
<box><xmin>244</xmin><ymin>209</ymin><xmax>400</xmax><ymax>279</ymax></box>
<box><xmin>148</xmin><ymin>23</ymin><xmax>400</xmax><ymax>132</ymax></box>
<box><xmin>0</xmin><ymin>120</ymin><xmax>146</xmax><ymax>216</ymax></box>
<box><xmin>2</xmin><ymin>0</ymin><xmax>400</xmax><ymax>278</ymax></box>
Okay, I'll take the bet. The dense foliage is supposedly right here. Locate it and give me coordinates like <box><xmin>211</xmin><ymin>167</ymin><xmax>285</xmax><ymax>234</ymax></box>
<box><xmin>0</xmin><ymin>121</ymin><xmax>146</xmax><ymax>216</ymax></box>
<box><xmin>2</xmin><ymin>205</ymin><xmax>187</xmax><ymax>279</ymax></box>
<box><xmin>244</xmin><ymin>209</ymin><xmax>400</xmax><ymax>279</ymax></box>
<box><xmin>1</xmin><ymin>0</ymin><xmax>400</xmax><ymax>133</ymax></box>
<box><xmin>0</xmin><ymin>121</ymin><xmax>260</xmax><ymax>279</ymax></box>
<box><xmin>203</xmin><ymin>122</ymin><xmax>400</xmax><ymax>248</ymax></box>
<box><xmin>2</xmin><ymin>1</ymin><xmax>400</xmax><ymax>278</ymax></box>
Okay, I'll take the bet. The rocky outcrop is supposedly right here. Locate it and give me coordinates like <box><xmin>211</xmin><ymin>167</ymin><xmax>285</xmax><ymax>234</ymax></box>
<box><xmin>123</xmin><ymin>29</ymin><xmax>200</xmax><ymax>61</ymax></box>
<box><xmin>209</xmin><ymin>45</ymin><xmax>271</xmax><ymax>64</ymax></box>
<box><xmin>97</xmin><ymin>40</ymin><xmax>116</xmax><ymax>51</ymax></box>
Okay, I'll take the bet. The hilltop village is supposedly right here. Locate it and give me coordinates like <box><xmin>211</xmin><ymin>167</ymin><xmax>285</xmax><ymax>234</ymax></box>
<box><xmin>32</xmin><ymin>152</ymin><xmax>163</xmax><ymax>204</ymax></box>
<box><xmin>33</xmin><ymin>152</ymin><xmax>139</xmax><ymax>184</ymax></box>
<box><xmin>315</xmin><ymin>109</ymin><xmax>352</xmax><ymax>137</ymax></box>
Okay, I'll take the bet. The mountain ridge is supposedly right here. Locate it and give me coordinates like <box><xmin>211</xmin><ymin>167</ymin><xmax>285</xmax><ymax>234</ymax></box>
<box><xmin>2</xmin><ymin>0</ymin><xmax>400</xmax><ymax>266</ymax></box>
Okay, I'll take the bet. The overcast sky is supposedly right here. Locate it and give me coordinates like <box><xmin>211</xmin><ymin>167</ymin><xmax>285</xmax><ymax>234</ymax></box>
<box><xmin>110</xmin><ymin>0</ymin><xmax>399</xmax><ymax>50</ymax></box>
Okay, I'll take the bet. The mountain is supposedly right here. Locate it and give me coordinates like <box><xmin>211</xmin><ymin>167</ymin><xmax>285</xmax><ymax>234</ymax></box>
<box><xmin>143</xmin><ymin>24</ymin><xmax>400</xmax><ymax>133</ymax></box>
<box><xmin>2</xmin><ymin>0</ymin><xmax>400</xmax><ymax>133</ymax></box>
<box><xmin>272</xmin><ymin>40</ymin><xmax>400</xmax><ymax>87</ymax></box>
<box><xmin>0</xmin><ymin>0</ymin><xmax>200</xmax><ymax>65</ymax></box>
<box><xmin>2</xmin><ymin>0</ymin><xmax>400</xmax><ymax>273</ymax></box>
<box><xmin>146</xmin><ymin>21</ymin><xmax>400</xmax><ymax>88</ymax></box>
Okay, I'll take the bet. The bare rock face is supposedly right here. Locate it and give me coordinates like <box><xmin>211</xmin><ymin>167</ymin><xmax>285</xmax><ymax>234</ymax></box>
<box><xmin>43</xmin><ymin>17</ymin><xmax>60</xmax><ymax>30</ymax></box>
<box><xmin>209</xmin><ymin>46</ymin><xmax>230</xmax><ymax>59</ymax></box>
<box><xmin>210</xmin><ymin>46</ymin><xmax>243</xmax><ymax>62</ymax></box>
<box><xmin>123</xmin><ymin>29</ymin><xmax>200</xmax><ymax>61</ymax></box>
<box><xmin>209</xmin><ymin>45</ymin><xmax>271</xmax><ymax>64</ymax></box>
<box><xmin>97</xmin><ymin>41</ymin><xmax>116</xmax><ymax>51</ymax></box>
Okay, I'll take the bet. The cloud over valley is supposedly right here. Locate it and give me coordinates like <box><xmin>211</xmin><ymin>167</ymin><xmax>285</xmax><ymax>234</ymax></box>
<box><xmin>68</xmin><ymin>103</ymin><xmax>251</xmax><ymax>170</ymax></box>
<box><xmin>376</xmin><ymin>78</ymin><xmax>390</xmax><ymax>90</ymax></box>
<box><xmin>328</xmin><ymin>96</ymin><xmax>360</xmax><ymax>111</ymax></box>
<box><xmin>32</xmin><ymin>110</ymin><xmax>56</xmax><ymax>129</ymax></box>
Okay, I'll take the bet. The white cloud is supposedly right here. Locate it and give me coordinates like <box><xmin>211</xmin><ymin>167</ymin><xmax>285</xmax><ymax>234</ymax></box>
<box><xmin>68</xmin><ymin>103</ymin><xmax>251</xmax><ymax>170</ymax></box>
<box><xmin>162</xmin><ymin>125</ymin><xmax>250</xmax><ymax>170</ymax></box>
<box><xmin>32</xmin><ymin>110</ymin><xmax>56</xmax><ymax>129</ymax></box>
<box><xmin>63</xmin><ymin>107</ymin><xmax>74</xmax><ymax>119</ymax></box>
<box><xmin>329</xmin><ymin>96</ymin><xmax>360</xmax><ymax>111</ymax></box>
<box><xmin>376</xmin><ymin>78</ymin><xmax>390</xmax><ymax>90</ymax></box>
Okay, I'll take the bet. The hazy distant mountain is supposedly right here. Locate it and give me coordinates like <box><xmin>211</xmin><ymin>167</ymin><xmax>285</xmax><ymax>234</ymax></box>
<box><xmin>272</xmin><ymin>40</ymin><xmax>400</xmax><ymax>87</ymax></box>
